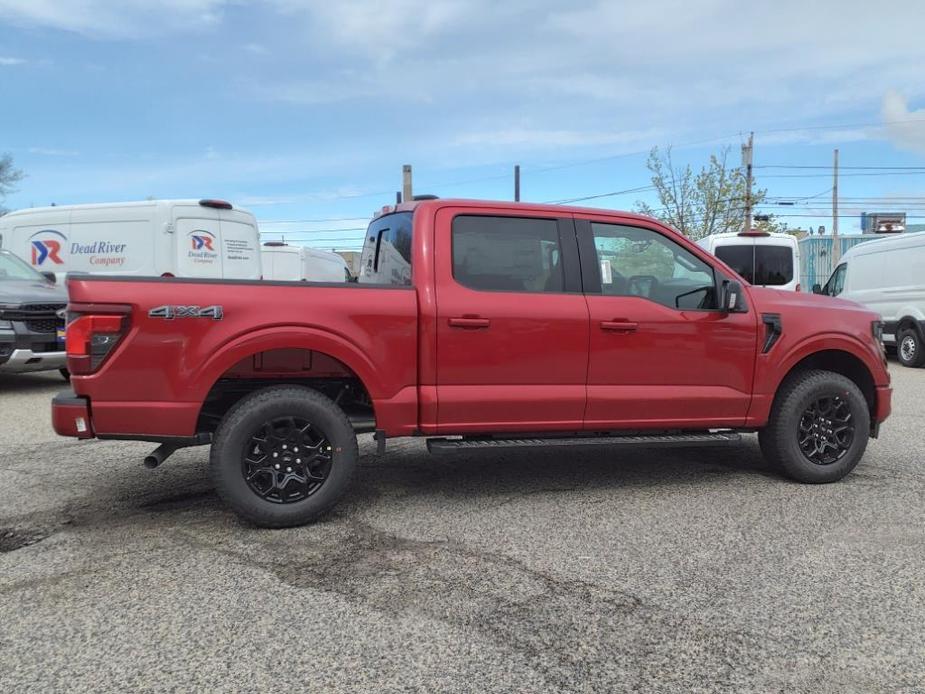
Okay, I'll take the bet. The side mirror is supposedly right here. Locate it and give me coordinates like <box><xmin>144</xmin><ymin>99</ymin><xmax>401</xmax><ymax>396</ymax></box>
<box><xmin>42</xmin><ymin>271</ymin><xmax>57</xmax><ymax>284</ymax></box>
<box><xmin>812</xmin><ymin>283</ymin><xmax>823</xmax><ymax>295</ymax></box>
<box><xmin>720</xmin><ymin>279</ymin><xmax>742</xmax><ymax>313</ymax></box>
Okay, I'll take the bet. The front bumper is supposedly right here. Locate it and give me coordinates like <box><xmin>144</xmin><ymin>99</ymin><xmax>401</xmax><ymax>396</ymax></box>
<box><xmin>0</xmin><ymin>348</ymin><xmax>67</xmax><ymax>373</ymax></box>
<box><xmin>52</xmin><ymin>391</ymin><xmax>94</xmax><ymax>439</ymax></box>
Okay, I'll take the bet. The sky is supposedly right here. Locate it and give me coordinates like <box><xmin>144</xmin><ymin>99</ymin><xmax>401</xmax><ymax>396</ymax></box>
<box><xmin>2</xmin><ymin>0</ymin><xmax>925</xmax><ymax>250</ymax></box>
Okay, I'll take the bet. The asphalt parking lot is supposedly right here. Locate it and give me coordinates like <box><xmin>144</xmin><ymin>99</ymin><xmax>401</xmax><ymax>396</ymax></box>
<box><xmin>1</xmin><ymin>363</ymin><xmax>924</xmax><ymax>693</ymax></box>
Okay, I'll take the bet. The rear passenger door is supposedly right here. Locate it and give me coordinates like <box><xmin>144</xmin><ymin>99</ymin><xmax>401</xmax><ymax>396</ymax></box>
<box><xmin>434</xmin><ymin>208</ymin><xmax>589</xmax><ymax>433</ymax></box>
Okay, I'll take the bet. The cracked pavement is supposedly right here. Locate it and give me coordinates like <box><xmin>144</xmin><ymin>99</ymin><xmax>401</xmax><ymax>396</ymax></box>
<box><xmin>1</xmin><ymin>363</ymin><xmax>924</xmax><ymax>692</ymax></box>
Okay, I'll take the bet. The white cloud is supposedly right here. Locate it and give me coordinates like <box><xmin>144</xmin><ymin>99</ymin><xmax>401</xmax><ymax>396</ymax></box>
<box><xmin>881</xmin><ymin>90</ymin><xmax>925</xmax><ymax>155</ymax></box>
<box><xmin>0</xmin><ymin>0</ymin><xmax>229</xmax><ymax>38</ymax></box>
<box><xmin>0</xmin><ymin>55</ymin><xmax>25</xmax><ymax>65</ymax></box>
<box><xmin>28</xmin><ymin>147</ymin><xmax>79</xmax><ymax>156</ymax></box>
<box><xmin>455</xmin><ymin>127</ymin><xmax>663</xmax><ymax>149</ymax></box>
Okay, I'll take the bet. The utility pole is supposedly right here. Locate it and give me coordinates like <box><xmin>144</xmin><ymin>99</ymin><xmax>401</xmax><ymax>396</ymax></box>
<box><xmin>514</xmin><ymin>164</ymin><xmax>521</xmax><ymax>202</ymax></box>
<box><xmin>832</xmin><ymin>148</ymin><xmax>840</xmax><ymax>264</ymax></box>
<box><xmin>402</xmin><ymin>164</ymin><xmax>413</xmax><ymax>202</ymax></box>
<box><xmin>742</xmin><ymin>132</ymin><xmax>754</xmax><ymax>232</ymax></box>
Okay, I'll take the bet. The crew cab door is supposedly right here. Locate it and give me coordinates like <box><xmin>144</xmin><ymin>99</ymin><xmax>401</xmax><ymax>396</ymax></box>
<box><xmin>578</xmin><ymin>216</ymin><xmax>758</xmax><ymax>429</ymax></box>
<box><xmin>434</xmin><ymin>207</ymin><xmax>589</xmax><ymax>433</ymax></box>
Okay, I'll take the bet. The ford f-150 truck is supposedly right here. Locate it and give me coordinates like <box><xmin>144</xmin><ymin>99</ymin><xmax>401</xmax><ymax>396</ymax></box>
<box><xmin>52</xmin><ymin>199</ymin><xmax>892</xmax><ymax>527</ymax></box>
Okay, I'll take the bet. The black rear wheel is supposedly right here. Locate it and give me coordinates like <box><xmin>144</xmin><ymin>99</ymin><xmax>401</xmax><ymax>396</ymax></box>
<box><xmin>211</xmin><ymin>385</ymin><xmax>358</xmax><ymax>527</ymax></box>
<box><xmin>897</xmin><ymin>328</ymin><xmax>925</xmax><ymax>368</ymax></box>
<box><xmin>759</xmin><ymin>370</ymin><xmax>870</xmax><ymax>484</ymax></box>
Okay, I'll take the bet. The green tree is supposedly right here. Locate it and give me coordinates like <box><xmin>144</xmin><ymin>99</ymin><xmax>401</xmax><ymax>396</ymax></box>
<box><xmin>0</xmin><ymin>153</ymin><xmax>24</xmax><ymax>216</ymax></box>
<box><xmin>635</xmin><ymin>146</ymin><xmax>785</xmax><ymax>240</ymax></box>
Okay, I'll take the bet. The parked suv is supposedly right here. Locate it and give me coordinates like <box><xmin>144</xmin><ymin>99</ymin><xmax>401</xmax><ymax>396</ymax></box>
<box><xmin>0</xmin><ymin>249</ymin><xmax>68</xmax><ymax>376</ymax></box>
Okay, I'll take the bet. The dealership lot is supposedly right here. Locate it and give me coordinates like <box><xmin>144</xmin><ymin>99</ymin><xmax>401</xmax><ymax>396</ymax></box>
<box><xmin>1</xmin><ymin>364</ymin><xmax>924</xmax><ymax>692</ymax></box>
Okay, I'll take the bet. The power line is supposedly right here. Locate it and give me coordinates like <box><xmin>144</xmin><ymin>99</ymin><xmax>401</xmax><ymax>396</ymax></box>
<box><xmin>545</xmin><ymin>185</ymin><xmax>656</xmax><ymax>205</ymax></box>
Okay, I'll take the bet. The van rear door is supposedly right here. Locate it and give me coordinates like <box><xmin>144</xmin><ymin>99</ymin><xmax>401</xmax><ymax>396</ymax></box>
<box><xmin>174</xmin><ymin>210</ymin><xmax>223</xmax><ymax>278</ymax></box>
<box><xmin>218</xmin><ymin>210</ymin><xmax>260</xmax><ymax>280</ymax></box>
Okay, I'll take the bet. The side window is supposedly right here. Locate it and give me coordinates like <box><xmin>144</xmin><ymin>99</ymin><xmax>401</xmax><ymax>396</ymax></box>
<box><xmin>359</xmin><ymin>212</ymin><xmax>413</xmax><ymax>286</ymax></box>
<box><xmin>590</xmin><ymin>223</ymin><xmax>717</xmax><ymax>309</ymax></box>
<box><xmin>452</xmin><ymin>215</ymin><xmax>564</xmax><ymax>293</ymax></box>
<box><xmin>826</xmin><ymin>263</ymin><xmax>847</xmax><ymax>296</ymax></box>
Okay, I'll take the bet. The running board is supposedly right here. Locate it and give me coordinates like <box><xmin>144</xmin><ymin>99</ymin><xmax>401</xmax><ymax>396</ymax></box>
<box><xmin>426</xmin><ymin>431</ymin><xmax>741</xmax><ymax>454</ymax></box>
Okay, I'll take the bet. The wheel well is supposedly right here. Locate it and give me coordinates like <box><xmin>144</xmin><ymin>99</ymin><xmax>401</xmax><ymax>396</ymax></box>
<box><xmin>897</xmin><ymin>316</ymin><xmax>923</xmax><ymax>336</ymax></box>
<box><xmin>777</xmin><ymin>349</ymin><xmax>876</xmax><ymax>413</ymax></box>
<box><xmin>196</xmin><ymin>348</ymin><xmax>375</xmax><ymax>434</ymax></box>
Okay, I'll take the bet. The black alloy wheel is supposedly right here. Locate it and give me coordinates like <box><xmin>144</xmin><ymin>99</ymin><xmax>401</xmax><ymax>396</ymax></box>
<box><xmin>797</xmin><ymin>394</ymin><xmax>854</xmax><ymax>466</ymax></box>
<box><xmin>243</xmin><ymin>416</ymin><xmax>333</xmax><ymax>503</ymax></box>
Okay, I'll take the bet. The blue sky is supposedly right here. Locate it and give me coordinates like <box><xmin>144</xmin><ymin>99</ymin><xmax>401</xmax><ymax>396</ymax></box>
<box><xmin>2</xmin><ymin>0</ymin><xmax>925</xmax><ymax>250</ymax></box>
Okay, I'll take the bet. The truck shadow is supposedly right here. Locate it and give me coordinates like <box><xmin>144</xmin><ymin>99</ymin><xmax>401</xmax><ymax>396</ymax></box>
<box><xmin>347</xmin><ymin>437</ymin><xmax>778</xmax><ymax>511</ymax></box>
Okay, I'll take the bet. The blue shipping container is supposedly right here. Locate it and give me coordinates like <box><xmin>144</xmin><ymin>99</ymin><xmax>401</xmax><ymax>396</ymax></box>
<box><xmin>799</xmin><ymin>235</ymin><xmax>883</xmax><ymax>290</ymax></box>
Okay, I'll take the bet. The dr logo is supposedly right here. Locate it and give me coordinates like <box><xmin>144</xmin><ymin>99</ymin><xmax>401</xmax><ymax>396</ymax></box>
<box><xmin>191</xmin><ymin>235</ymin><xmax>215</xmax><ymax>251</ymax></box>
<box><xmin>31</xmin><ymin>239</ymin><xmax>64</xmax><ymax>265</ymax></box>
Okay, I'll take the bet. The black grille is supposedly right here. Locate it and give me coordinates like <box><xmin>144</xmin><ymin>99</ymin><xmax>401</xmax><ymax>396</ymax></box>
<box><xmin>23</xmin><ymin>304</ymin><xmax>65</xmax><ymax>312</ymax></box>
<box><xmin>25</xmin><ymin>318</ymin><xmax>62</xmax><ymax>334</ymax></box>
<box><xmin>0</xmin><ymin>303</ymin><xmax>66</xmax><ymax>335</ymax></box>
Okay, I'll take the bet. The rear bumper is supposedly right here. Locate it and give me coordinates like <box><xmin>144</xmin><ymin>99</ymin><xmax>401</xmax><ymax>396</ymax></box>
<box><xmin>0</xmin><ymin>348</ymin><xmax>66</xmax><ymax>373</ymax></box>
<box><xmin>52</xmin><ymin>391</ymin><xmax>94</xmax><ymax>439</ymax></box>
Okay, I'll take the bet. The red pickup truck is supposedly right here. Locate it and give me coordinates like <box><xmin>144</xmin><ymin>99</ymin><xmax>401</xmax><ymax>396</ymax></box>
<box><xmin>53</xmin><ymin>199</ymin><xmax>892</xmax><ymax>527</ymax></box>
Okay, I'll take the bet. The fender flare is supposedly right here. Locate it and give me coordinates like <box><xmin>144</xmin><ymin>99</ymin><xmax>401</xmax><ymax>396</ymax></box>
<box><xmin>763</xmin><ymin>332</ymin><xmax>882</xmax><ymax>397</ymax></box>
<box><xmin>189</xmin><ymin>325</ymin><xmax>386</xmax><ymax>402</ymax></box>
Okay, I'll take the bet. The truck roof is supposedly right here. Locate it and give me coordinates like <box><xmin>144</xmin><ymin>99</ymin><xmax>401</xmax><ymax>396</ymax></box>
<box><xmin>377</xmin><ymin>198</ymin><xmax>668</xmax><ymax>228</ymax></box>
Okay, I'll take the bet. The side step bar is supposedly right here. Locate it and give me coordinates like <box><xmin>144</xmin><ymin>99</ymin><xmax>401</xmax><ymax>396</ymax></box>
<box><xmin>426</xmin><ymin>431</ymin><xmax>741</xmax><ymax>454</ymax></box>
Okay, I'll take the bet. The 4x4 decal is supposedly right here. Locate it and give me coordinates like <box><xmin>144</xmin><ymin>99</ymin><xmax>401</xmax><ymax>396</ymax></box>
<box><xmin>148</xmin><ymin>305</ymin><xmax>223</xmax><ymax>320</ymax></box>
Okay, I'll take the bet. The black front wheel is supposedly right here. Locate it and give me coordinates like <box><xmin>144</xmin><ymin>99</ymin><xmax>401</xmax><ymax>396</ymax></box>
<box><xmin>211</xmin><ymin>385</ymin><xmax>359</xmax><ymax>527</ymax></box>
<box><xmin>759</xmin><ymin>370</ymin><xmax>870</xmax><ymax>484</ymax></box>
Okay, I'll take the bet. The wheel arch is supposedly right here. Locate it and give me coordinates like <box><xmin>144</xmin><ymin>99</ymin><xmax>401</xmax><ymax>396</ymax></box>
<box><xmin>771</xmin><ymin>347</ymin><xmax>877</xmax><ymax>418</ymax></box>
<box><xmin>192</xmin><ymin>326</ymin><xmax>383</xmax><ymax>433</ymax></box>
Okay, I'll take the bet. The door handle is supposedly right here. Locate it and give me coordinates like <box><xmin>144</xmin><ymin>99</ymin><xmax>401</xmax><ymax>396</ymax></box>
<box><xmin>600</xmin><ymin>320</ymin><xmax>638</xmax><ymax>333</ymax></box>
<box><xmin>448</xmin><ymin>317</ymin><xmax>491</xmax><ymax>329</ymax></box>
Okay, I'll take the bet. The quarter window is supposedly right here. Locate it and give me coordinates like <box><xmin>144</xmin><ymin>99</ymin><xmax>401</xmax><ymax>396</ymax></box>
<box><xmin>452</xmin><ymin>215</ymin><xmax>564</xmax><ymax>293</ymax></box>
<box><xmin>359</xmin><ymin>212</ymin><xmax>413</xmax><ymax>286</ymax></box>
<box><xmin>590</xmin><ymin>223</ymin><xmax>717</xmax><ymax>309</ymax></box>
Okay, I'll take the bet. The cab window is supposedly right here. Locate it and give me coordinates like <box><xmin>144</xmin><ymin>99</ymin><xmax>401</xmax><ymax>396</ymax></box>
<box><xmin>452</xmin><ymin>215</ymin><xmax>564</xmax><ymax>293</ymax></box>
<box><xmin>359</xmin><ymin>212</ymin><xmax>412</xmax><ymax>286</ymax></box>
<box><xmin>590</xmin><ymin>223</ymin><xmax>717</xmax><ymax>309</ymax></box>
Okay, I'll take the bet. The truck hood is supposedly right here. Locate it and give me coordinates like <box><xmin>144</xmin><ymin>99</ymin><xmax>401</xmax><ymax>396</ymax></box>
<box><xmin>748</xmin><ymin>286</ymin><xmax>878</xmax><ymax>321</ymax></box>
<box><xmin>0</xmin><ymin>279</ymin><xmax>67</xmax><ymax>305</ymax></box>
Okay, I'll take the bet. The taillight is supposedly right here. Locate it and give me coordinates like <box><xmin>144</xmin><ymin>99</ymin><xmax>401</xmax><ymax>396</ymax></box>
<box><xmin>66</xmin><ymin>314</ymin><xmax>128</xmax><ymax>374</ymax></box>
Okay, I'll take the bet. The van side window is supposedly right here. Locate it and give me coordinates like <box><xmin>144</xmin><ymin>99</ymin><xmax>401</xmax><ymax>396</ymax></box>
<box><xmin>359</xmin><ymin>212</ymin><xmax>413</xmax><ymax>286</ymax></box>
<box><xmin>590</xmin><ymin>223</ymin><xmax>717</xmax><ymax>309</ymax></box>
<box><xmin>451</xmin><ymin>215</ymin><xmax>563</xmax><ymax>293</ymax></box>
<box><xmin>825</xmin><ymin>263</ymin><xmax>847</xmax><ymax>296</ymax></box>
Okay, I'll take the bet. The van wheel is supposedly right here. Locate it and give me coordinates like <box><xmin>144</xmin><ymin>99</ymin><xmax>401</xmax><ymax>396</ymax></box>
<box><xmin>758</xmin><ymin>370</ymin><xmax>869</xmax><ymax>484</ymax></box>
<box><xmin>897</xmin><ymin>328</ymin><xmax>925</xmax><ymax>367</ymax></box>
<box><xmin>210</xmin><ymin>385</ymin><xmax>358</xmax><ymax>528</ymax></box>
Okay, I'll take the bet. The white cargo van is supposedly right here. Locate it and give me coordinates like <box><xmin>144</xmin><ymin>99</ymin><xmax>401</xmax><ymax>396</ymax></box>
<box><xmin>0</xmin><ymin>199</ymin><xmax>261</xmax><ymax>280</ymax></box>
<box><xmin>697</xmin><ymin>230</ymin><xmax>801</xmax><ymax>292</ymax></box>
<box><xmin>815</xmin><ymin>232</ymin><xmax>925</xmax><ymax>367</ymax></box>
<box><xmin>261</xmin><ymin>242</ymin><xmax>351</xmax><ymax>282</ymax></box>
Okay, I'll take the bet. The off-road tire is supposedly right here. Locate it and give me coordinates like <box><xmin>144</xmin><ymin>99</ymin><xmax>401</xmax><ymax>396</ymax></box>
<box><xmin>758</xmin><ymin>369</ymin><xmax>870</xmax><ymax>484</ymax></box>
<box><xmin>210</xmin><ymin>385</ymin><xmax>358</xmax><ymax>527</ymax></box>
<box><xmin>897</xmin><ymin>328</ymin><xmax>925</xmax><ymax>368</ymax></box>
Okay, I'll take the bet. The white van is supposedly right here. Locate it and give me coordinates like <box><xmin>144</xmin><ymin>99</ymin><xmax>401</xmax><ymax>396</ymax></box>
<box><xmin>816</xmin><ymin>232</ymin><xmax>925</xmax><ymax>367</ymax></box>
<box><xmin>0</xmin><ymin>199</ymin><xmax>261</xmax><ymax>280</ymax></box>
<box><xmin>697</xmin><ymin>230</ymin><xmax>801</xmax><ymax>292</ymax></box>
<box><xmin>261</xmin><ymin>242</ymin><xmax>351</xmax><ymax>282</ymax></box>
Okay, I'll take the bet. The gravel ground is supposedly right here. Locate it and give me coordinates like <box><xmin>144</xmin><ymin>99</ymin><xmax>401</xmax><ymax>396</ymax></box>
<box><xmin>1</xmin><ymin>363</ymin><xmax>923</xmax><ymax>693</ymax></box>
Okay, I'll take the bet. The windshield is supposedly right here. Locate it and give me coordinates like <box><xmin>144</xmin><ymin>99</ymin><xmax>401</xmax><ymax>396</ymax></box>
<box><xmin>0</xmin><ymin>250</ymin><xmax>46</xmax><ymax>281</ymax></box>
<box><xmin>715</xmin><ymin>244</ymin><xmax>793</xmax><ymax>286</ymax></box>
